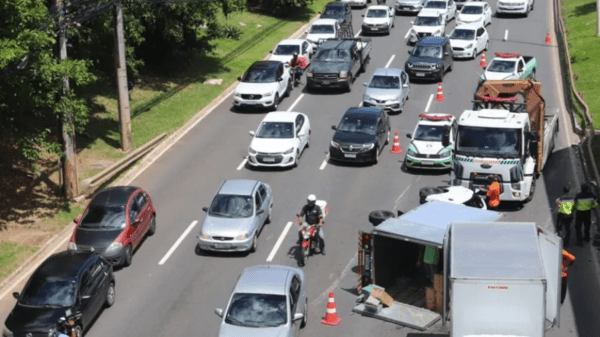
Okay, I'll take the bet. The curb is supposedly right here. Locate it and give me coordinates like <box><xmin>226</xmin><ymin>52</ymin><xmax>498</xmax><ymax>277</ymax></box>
<box><xmin>0</xmin><ymin>11</ymin><xmax>322</xmax><ymax>298</ymax></box>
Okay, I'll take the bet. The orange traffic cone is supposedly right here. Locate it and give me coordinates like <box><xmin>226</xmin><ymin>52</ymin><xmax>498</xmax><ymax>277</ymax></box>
<box><xmin>390</xmin><ymin>131</ymin><xmax>402</xmax><ymax>154</ymax></box>
<box><xmin>321</xmin><ymin>292</ymin><xmax>342</xmax><ymax>326</ymax></box>
<box><xmin>480</xmin><ymin>51</ymin><xmax>487</xmax><ymax>68</ymax></box>
<box><xmin>545</xmin><ymin>29</ymin><xmax>552</xmax><ymax>44</ymax></box>
<box><xmin>435</xmin><ymin>82</ymin><xmax>445</xmax><ymax>101</ymax></box>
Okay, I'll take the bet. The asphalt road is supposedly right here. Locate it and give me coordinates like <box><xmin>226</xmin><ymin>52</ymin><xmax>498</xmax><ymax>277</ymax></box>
<box><xmin>2</xmin><ymin>0</ymin><xmax>600</xmax><ymax>336</ymax></box>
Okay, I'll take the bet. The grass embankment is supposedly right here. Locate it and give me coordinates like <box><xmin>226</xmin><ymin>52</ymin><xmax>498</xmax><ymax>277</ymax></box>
<box><xmin>0</xmin><ymin>243</ymin><xmax>39</xmax><ymax>282</ymax></box>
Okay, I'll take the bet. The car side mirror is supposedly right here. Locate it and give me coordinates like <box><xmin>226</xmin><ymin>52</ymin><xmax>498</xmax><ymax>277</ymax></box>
<box><xmin>237</xmin><ymin>76</ymin><xmax>241</xmax><ymax>81</ymax></box>
<box><xmin>12</xmin><ymin>292</ymin><xmax>19</xmax><ymax>299</ymax></box>
<box><xmin>132</xmin><ymin>219</ymin><xmax>140</xmax><ymax>226</ymax></box>
<box><xmin>256</xmin><ymin>209</ymin><xmax>265</xmax><ymax>215</ymax></box>
<box><xmin>73</xmin><ymin>217</ymin><xmax>80</xmax><ymax>225</ymax></box>
<box><xmin>81</xmin><ymin>295</ymin><xmax>91</xmax><ymax>300</ymax></box>
<box><xmin>304</xmin><ymin>30</ymin><xmax>308</xmax><ymax>34</ymax></box>
<box><xmin>269</xmin><ymin>50</ymin><xmax>273</xmax><ymax>53</ymax></box>
<box><xmin>363</xmin><ymin>82</ymin><xmax>368</xmax><ymax>86</ymax></box>
<box><xmin>202</xmin><ymin>207</ymin><xmax>208</xmax><ymax>212</ymax></box>
<box><xmin>444</xmin><ymin>52</ymin><xmax>450</xmax><ymax>56</ymax></box>
<box><xmin>403</xmin><ymin>84</ymin><xmax>409</xmax><ymax>88</ymax></box>
<box><xmin>293</xmin><ymin>313</ymin><xmax>305</xmax><ymax>321</ymax></box>
<box><xmin>278</xmin><ymin>77</ymin><xmax>283</xmax><ymax>82</ymax></box>
<box><xmin>407</xmin><ymin>50</ymin><xmax>412</xmax><ymax>54</ymax></box>
<box><xmin>410</xmin><ymin>21</ymin><xmax>414</xmax><ymax>24</ymax></box>
<box><xmin>215</xmin><ymin>308</ymin><xmax>224</xmax><ymax>317</ymax></box>
<box><xmin>331</xmin><ymin>125</ymin><xmax>337</xmax><ymax>130</ymax></box>
<box><xmin>249</xmin><ymin>130</ymin><xmax>255</xmax><ymax>136</ymax></box>
<box><xmin>361</xmin><ymin>14</ymin><xmax>365</xmax><ymax>17</ymax></box>
<box><xmin>406</xmin><ymin>133</ymin><xmax>412</xmax><ymax>138</ymax></box>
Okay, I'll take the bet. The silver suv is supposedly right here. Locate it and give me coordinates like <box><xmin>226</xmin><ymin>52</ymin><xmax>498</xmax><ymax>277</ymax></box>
<box><xmin>396</xmin><ymin>0</ymin><xmax>428</xmax><ymax>13</ymax></box>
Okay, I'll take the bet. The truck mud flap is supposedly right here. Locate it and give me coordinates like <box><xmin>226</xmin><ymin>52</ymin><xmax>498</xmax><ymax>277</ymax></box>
<box><xmin>352</xmin><ymin>301</ymin><xmax>441</xmax><ymax>331</ymax></box>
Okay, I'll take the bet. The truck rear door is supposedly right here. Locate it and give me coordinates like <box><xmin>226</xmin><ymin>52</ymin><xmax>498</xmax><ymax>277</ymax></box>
<box><xmin>537</xmin><ymin>226</ymin><xmax>562</xmax><ymax>326</ymax></box>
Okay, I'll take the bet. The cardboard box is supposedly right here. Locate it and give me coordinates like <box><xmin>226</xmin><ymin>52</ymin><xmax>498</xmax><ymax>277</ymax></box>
<box><xmin>434</xmin><ymin>273</ymin><xmax>443</xmax><ymax>293</ymax></box>
<box><xmin>425</xmin><ymin>287</ymin><xmax>436</xmax><ymax>310</ymax></box>
<box><xmin>370</xmin><ymin>286</ymin><xmax>394</xmax><ymax>307</ymax></box>
<box><xmin>435</xmin><ymin>290</ymin><xmax>444</xmax><ymax>313</ymax></box>
<box><xmin>364</xmin><ymin>294</ymin><xmax>381</xmax><ymax>313</ymax></box>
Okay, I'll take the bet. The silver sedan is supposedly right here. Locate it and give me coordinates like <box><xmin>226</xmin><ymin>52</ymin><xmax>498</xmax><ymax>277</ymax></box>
<box><xmin>198</xmin><ymin>179</ymin><xmax>273</xmax><ymax>253</ymax></box>
<box><xmin>362</xmin><ymin>68</ymin><xmax>410</xmax><ymax>113</ymax></box>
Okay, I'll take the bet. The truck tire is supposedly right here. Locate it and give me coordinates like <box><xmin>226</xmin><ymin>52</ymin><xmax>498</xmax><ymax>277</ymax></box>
<box><xmin>419</xmin><ymin>187</ymin><xmax>445</xmax><ymax>204</ymax></box>
<box><xmin>524</xmin><ymin>176</ymin><xmax>537</xmax><ymax>203</ymax></box>
<box><xmin>369</xmin><ymin>210</ymin><xmax>395</xmax><ymax>226</ymax></box>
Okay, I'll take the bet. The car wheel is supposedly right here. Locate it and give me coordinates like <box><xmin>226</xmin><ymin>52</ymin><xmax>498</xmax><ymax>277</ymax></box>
<box><xmin>374</xmin><ymin>146</ymin><xmax>379</xmax><ymax>164</ymax></box>
<box><xmin>250</xmin><ymin>234</ymin><xmax>258</xmax><ymax>253</ymax></box>
<box><xmin>470</xmin><ymin>50</ymin><xmax>476</xmax><ymax>60</ymax></box>
<box><xmin>266</xmin><ymin>204</ymin><xmax>273</xmax><ymax>224</ymax></box>
<box><xmin>484</xmin><ymin>40</ymin><xmax>489</xmax><ymax>51</ymax></box>
<box><xmin>272</xmin><ymin>94</ymin><xmax>280</xmax><ymax>111</ymax></box>
<box><xmin>306</xmin><ymin>130</ymin><xmax>311</xmax><ymax>148</ymax></box>
<box><xmin>148</xmin><ymin>215</ymin><xmax>156</xmax><ymax>236</ymax></box>
<box><xmin>294</xmin><ymin>150</ymin><xmax>300</xmax><ymax>168</ymax></box>
<box><xmin>105</xmin><ymin>282</ymin><xmax>115</xmax><ymax>308</ymax></box>
<box><xmin>73</xmin><ymin>325</ymin><xmax>83</xmax><ymax>337</ymax></box>
<box><xmin>419</xmin><ymin>187</ymin><xmax>445</xmax><ymax>204</ymax></box>
<box><xmin>530</xmin><ymin>0</ymin><xmax>534</xmax><ymax>10</ymax></box>
<box><xmin>346</xmin><ymin>75</ymin><xmax>353</xmax><ymax>92</ymax></box>
<box><xmin>123</xmin><ymin>245</ymin><xmax>133</xmax><ymax>267</ymax></box>
<box><xmin>285</xmin><ymin>79</ymin><xmax>292</xmax><ymax>97</ymax></box>
<box><xmin>301</xmin><ymin>299</ymin><xmax>308</xmax><ymax>328</ymax></box>
<box><xmin>385</xmin><ymin>131</ymin><xmax>390</xmax><ymax>145</ymax></box>
<box><xmin>368</xmin><ymin>210</ymin><xmax>395</xmax><ymax>226</ymax></box>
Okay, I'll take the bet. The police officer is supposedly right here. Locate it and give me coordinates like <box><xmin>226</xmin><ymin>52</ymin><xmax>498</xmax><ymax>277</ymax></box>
<box><xmin>574</xmin><ymin>181</ymin><xmax>599</xmax><ymax>246</ymax></box>
<box><xmin>297</xmin><ymin>194</ymin><xmax>325</xmax><ymax>255</ymax></box>
<box><xmin>556</xmin><ymin>185</ymin><xmax>575</xmax><ymax>247</ymax></box>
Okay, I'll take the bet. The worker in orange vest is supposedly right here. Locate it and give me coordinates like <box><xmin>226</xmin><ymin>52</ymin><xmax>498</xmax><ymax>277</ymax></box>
<box><xmin>561</xmin><ymin>249</ymin><xmax>576</xmax><ymax>304</ymax></box>
<box><xmin>482</xmin><ymin>175</ymin><xmax>501</xmax><ymax>210</ymax></box>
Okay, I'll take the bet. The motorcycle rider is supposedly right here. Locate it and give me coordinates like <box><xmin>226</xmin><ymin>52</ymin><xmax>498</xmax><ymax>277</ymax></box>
<box><xmin>289</xmin><ymin>52</ymin><xmax>306</xmax><ymax>85</ymax></box>
<box><xmin>297</xmin><ymin>194</ymin><xmax>325</xmax><ymax>255</ymax></box>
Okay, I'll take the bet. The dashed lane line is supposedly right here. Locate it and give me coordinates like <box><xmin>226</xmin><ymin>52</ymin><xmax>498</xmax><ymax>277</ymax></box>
<box><xmin>319</xmin><ymin>154</ymin><xmax>329</xmax><ymax>170</ymax></box>
<box><xmin>158</xmin><ymin>221</ymin><xmax>198</xmax><ymax>265</ymax></box>
<box><xmin>385</xmin><ymin>54</ymin><xmax>395</xmax><ymax>68</ymax></box>
<box><xmin>424</xmin><ymin>94</ymin><xmax>434</xmax><ymax>112</ymax></box>
<box><xmin>266</xmin><ymin>222</ymin><xmax>294</xmax><ymax>262</ymax></box>
<box><xmin>237</xmin><ymin>158</ymin><xmax>248</xmax><ymax>171</ymax></box>
<box><xmin>287</xmin><ymin>94</ymin><xmax>305</xmax><ymax>112</ymax></box>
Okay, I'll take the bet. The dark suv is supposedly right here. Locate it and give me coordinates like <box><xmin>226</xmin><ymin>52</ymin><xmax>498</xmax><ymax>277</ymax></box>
<box><xmin>4</xmin><ymin>251</ymin><xmax>115</xmax><ymax>337</ymax></box>
<box><xmin>405</xmin><ymin>36</ymin><xmax>453</xmax><ymax>82</ymax></box>
<box><xmin>321</xmin><ymin>2</ymin><xmax>352</xmax><ymax>24</ymax></box>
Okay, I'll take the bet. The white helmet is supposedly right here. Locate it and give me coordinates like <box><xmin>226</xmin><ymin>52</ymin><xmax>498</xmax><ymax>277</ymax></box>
<box><xmin>307</xmin><ymin>194</ymin><xmax>316</xmax><ymax>206</ymax></box>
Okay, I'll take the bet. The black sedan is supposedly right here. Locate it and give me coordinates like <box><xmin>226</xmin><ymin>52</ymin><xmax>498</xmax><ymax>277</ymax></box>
<box><xmin>320</xmin><ymin>2</ymin><xmax>352</xmax><ymax>24</ymax></box>
<box><xmin>3</xmin><ymin>251</ymin><xmax>115</xmax><ymax>337</ymax></box>
<box><xmin>329</xmin><ymin>107</ymin><xmax>391</xmax><ymax>164</ymax></box>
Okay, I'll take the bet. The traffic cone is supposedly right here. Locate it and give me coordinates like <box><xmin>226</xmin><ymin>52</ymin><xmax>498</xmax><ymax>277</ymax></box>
<box><xmin>545</xmin><ymin>29</ymin><xmax>552</xmax><ymax>44</ymax></box>
<box><xmin>390</xmin><ymin>131</ymin><xmax>402</xmax><ymax>154</ymax></box>
<box><xmin>435</xmin><ymin>82</ymin><xmax>445</xmax><ymax>101</ymax></box>
<box><xmin>480</xmin><ymin>51</ymin><xmax>487</xmax><ymax>68</ymax></box>
<box><xmin>321</xmin><ymin>292</ymin><xmax>342</xmax><ymax>326</ymax></box>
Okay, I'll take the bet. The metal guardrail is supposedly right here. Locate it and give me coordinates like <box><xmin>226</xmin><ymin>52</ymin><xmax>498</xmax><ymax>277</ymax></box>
<box><xmin>80</xmin><ymin>133</ymin><xmax>167</xmax><ymax>195</ymax></box>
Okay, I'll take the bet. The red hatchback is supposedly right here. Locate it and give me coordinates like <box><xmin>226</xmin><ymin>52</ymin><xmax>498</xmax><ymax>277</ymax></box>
<box><xmin>68</xmin><ymin>186</ymin><xmax>156</xmax><ymax>266</ymax></box>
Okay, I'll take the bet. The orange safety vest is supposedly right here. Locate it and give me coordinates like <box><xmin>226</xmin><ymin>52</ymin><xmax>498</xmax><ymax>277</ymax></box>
<box><xmin>562</xmin><ymin>249</ymin><xmax>576</xmax><ymax>278</ymax></box>
<box><xmin>487</xmin><ymin>181</ymin><xmax>501</xmax><ymax>207</ymax></box>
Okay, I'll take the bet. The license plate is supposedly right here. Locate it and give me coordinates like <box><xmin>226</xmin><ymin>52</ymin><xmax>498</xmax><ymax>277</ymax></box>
<box><xmin>322</xmin><ymin>81</ymin><xmax>330</xmax><ymax>85</ymax></box>
<box><xmin>422</xmin><ymin>161</ymin><xmax>433</xmax><ymax>165</ymax></box>
<box><xmin>416</xmin><ymin>73</ymin><xmax>425</xmax><ymax>77</ymax></box>
<box><xmin>372</xmin><ymin>28</ymin><xmax>379</xmax><ymax>31</ymax></box>
<box><xmin>245</xmin><ymin>101</ymin><xmax>256</xmax><ymax>105</ymax></box>
<box><xmin>263</xmin><ymin>157</ymin><xmax>275</xmax><ymax>162</ymax></box>
<box><xmin>215</xmin><ymin>243</ymin><xmax>230</xmax><ymax>249</ymax></box>
<box><xmin>345</xmin><ymin>153</ymin><xmax>357</xmax><ymax>158</ymax></box>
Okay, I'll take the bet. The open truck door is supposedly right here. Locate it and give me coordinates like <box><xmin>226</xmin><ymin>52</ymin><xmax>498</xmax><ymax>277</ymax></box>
<box><xmin>537</xmin><ymin>226</ymin><xmax>562</xmax><ymax>326</ymax></box>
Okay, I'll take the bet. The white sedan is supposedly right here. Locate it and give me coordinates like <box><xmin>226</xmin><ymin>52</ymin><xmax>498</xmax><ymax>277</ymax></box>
<box><xmin>421</xmin><ymin>0</ymin><xmax>457</xmax><ymax>23</ymax></box>
<box><xmin>361</xmin><ymin>6</ymin><xmax>396</xmax><ymax>35</ymax></box>
<box><xmin>247</xmin><ymin>112</ymin><xmax>311</xmax><ymax>168</ymax></box>
<box><xmin>269</xmin><ymin>39</ymin><xmax>313</xmax><ymax>65</ymax></box>
<box><xmin>449</xmin><ymin>23</ymin><xmax>489</xmax><ymax>59</ymax></box>
<box><xmin>456</xmin><ymin>2</ymin><xmax>492</xmax><ymax>26</ymax></box>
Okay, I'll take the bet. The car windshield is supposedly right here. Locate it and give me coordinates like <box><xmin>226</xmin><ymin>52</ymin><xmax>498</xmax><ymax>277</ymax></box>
<box><xmin>456</xmin><ymin>126</ymin><xmax>521</xmax><ymax>157</ymax></box>
<box><xmin>322</xmin><ymin>7</ymin><xmax>343</xmax><ymax>18</ymax></box>
<box><xmin>225</xmin><ymin>293</ymin><xmax>287</xmax><ymax>328</ymax></box>
<box><xmin>461</xmin><ymin>6</ymin><xmax>483</xmax><ymax>14</ymax></box>
<box><xmin>314</xmin><ymin>48</ymin><xmax>350</xmax><ymax>62</ymax></box>
<box><xmin>241</xmin><ymin>67</ymin><xmax>276</xmax><ymax>83</ymax></box>
<box><xmin>414</xmin><ymin>125</ymin><xmax>444</xmax><ymax>141</ymax></box>
<box><xmin>450</xmin><ymin>29</ymin><xmax>475</xmax><ymax>40</ymax></box>
<box><xmin>79</xmin><ymin>205</ymin><xmax>126</xmax><ymax>229</ymax></box>
<box><xmin>366</xmin><ymin>9</ymin><xmax>387</xmax><ymax>17</ymax></box>
<box><xmin>486</xmin><ymin>60</ymin><xmax>516</xmax><ymax>73</ymax></box>
<box><xmin>337</xmin><ymin>115</ymin><xmax>378</xmax><ymax>135</ymax></box>
<box><xmin>415</xmin><ymin>16</ymin><xmax>441</xmax><ymax>26</ymax></box>
<box><xmin>411</xmin><ymin>46</ymin><xmax>442</xmax><ymax>58</ymax></box>
<box><xmin>368</xmin><ymin>75</ymin><xmax>400</xmax><ymax>89</ymax></box>
<box><xmin>309</xmin><ymin>24</ymin><xmax>334</xmax><ymax>34</ymax></box>
<box><xmin>425</xmin><ymin>1</ymin><xmax>446</xmax><ymax>9</ymax></box>
<box><xmin>274</xmin><ymin>45</ymin><xmax>300</xmax><ymax>55</ymax></box>
<box><xmin>209</xmin><ymin>195</ymin><xmax>253</xmax><ymax>218</ymax></box>
<box><xmin>20</xmin><ymin>277</ymin><xmax>76</xmax><ymax>307</ymax></box>
<box><xmin>256</xmin><ymin>122</ymin><xmax>294</xmax><ymax>139</ymax></box>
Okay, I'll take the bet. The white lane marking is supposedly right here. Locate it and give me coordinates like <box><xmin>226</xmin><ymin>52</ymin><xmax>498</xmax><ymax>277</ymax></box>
<box><xmin>320</xmin><ymin>154</ymin><xmax>329</xmax><ymax>170</ymax></box>
<box><xmin>310</xmin><ymin>252</ymin><xmax>358</xmax><ymax>306</ymax></box>
<box><xmin>266</xmin><ymin>221</ymin><xmax>294</xmax><ymax>262</ymax></box>
<box><xmin>354</xmin><ymin>29</ymin><xmax>362</xmax><ymax>37</ymax></box>
<box><xmin>0</xmin><ymin>235</ymin><xmax>70</xmax><ymax>300</ymax></box>
<box><xmin>504</xmin><ymin>30</ymin><xmax>508</xmax><ymax>41</ymax></box>
<box><xmin>287</xmin><ymin>94</ymin><xmax>305</xmax><ymax>112</ymax></box>
<box><xmin>385</xmin><ymin>54</ymin><xmax>396</xmax><ymax>68</ymax></box>
<box><xmin>404</xmin><ymin>29</ymin><xmax>411</xmax><ymax>39</ymax></box>
<box><xmin>424</xmin><ymin>94</ymin><xmax>434</xmax><ymax>112</ymax></box>
<box><xmin>159</xmin><ymin>221</ymin><xmax>199</xmax><ymax>265</ymax></box>
<box><xmin>393</xmin><ymin>177</ymin><xmax>421</xmax><ymax>211</ymax></box>
<box><xmin>237</xmin><ymin>158</ymin><xmax>248</xmax><ymax>171</ymax></box>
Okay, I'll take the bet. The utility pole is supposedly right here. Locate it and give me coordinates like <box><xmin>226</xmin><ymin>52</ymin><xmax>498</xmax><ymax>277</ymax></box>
<box><xmin>58</xmin><ymin>0</ymin><xmax>80</xmax><ymax>198</ymax></box>
<box><xmin>114</xmin><ymin>0</ymin><xmax>132</xmax><ymax>152</ymax></box>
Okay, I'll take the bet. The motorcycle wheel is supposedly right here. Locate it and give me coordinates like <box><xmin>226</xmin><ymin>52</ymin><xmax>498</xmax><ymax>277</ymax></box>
<box><xmin>301</xmin><ymin>245</ymin><xmax>309</xmax><ymax>266</ymax></box>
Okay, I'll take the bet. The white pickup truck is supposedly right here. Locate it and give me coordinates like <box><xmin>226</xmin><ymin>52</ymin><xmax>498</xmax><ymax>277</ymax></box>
<box><xmin>482</xmin><ymin>52</ymin><xmax>537</xmax><ymax>81</ymax></box>
<box><xmin>496</xmin><ymin>0</ymin><xmax>535</xmax><ymax>17</ymax></box>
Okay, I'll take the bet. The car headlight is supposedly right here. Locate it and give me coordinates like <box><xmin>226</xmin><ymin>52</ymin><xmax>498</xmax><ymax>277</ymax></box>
<box><xmin>264</xmin><ymin>91</ymin><xmax>274</xmax><ymax>97</ymax></box>
<box><xmin>364</xmin><ymin>95</ymin><xmax>372</xmax><ymax>101</ymax></box>
<box><xmin>431</xmin><ymin>64</ymin><xmax>438</xmax><ymax>69</ymax></box>
<box><xmin>306</xmin><ymin>72</ymin><xmax>313</xmax><ymax>78</ymax></box>
<box><xmin>248</xmin><ymin>147</ymin><xmax>257</xmax><ymax>155</ymax></box>
<box><xmin>105</xmin><ymin>242</ymin><xmax>123</xmax><ymax>254</ymax></box>
<box><xmin>67</xmin><ymin>242</ymin><xmax>77</xmax><ymax>251</ymax></box>
<box><xmin>434</xmin><ymin>30</ymin><xmax>441</xmax><ymax>35</ymax></box>
<box><xmin>3</xmin><ymin>325</ymin><xmax>14</xmax><ymax>337</ymax></box>
<box><xmin>407</xmin><ymin>63</ymin><xmax>413</xmax><ymax>68</ymax></box>
<box><xmin>439</xmin><ymin>150</ymin><xmax>452</xmax><ymax>158</ymax></box>
<box><xmin>331</xmin><ymin>141</ymin><xmax>341</xmax><ymax>148</ymax></box>
<box><xmin>511</xmin><ymin>183</ymin><xmax>521</xmax><ymax>190</ymax></box>
<box><xmin>283</xmin><ymin>147</ymin><xmax>294</xmax><ymax>155</ymax></box>
<box><xmin>363</xmin><ymin>143</ymin><xmax>375</xmax><ymax>151</ymax></box>
<box><xmin>234</xmin><ymin>92</ymin><xmax>241</xmax><ymax>97</ymax></box>
<box><xmin>340</xmin><ymin>71</ymin><xmax>349</xmax><ymax>79</ymax></box>
<box><xmin>466</xmin><ymin>43</ymin><xmax>473</xmax><ymax>49</ymax></box>
<box><xmin>237</xmin><ymin>233</ymin><xmax>249</xmax><ymax>241</ymax></box>
<box><xmin>200</xmin><ymin>232</ymin><xmax>211</xmax><ymax>240</ymax></box>
<box><xmin>407</xmin><ymin>148</ymin><xmax>417</xmax><ymax>156</ymax></box>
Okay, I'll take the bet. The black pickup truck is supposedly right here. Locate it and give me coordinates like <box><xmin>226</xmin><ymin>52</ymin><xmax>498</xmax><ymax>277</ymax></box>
<box><xmin>306</xmin><ymin>38</ymin><xmax>372</xmax><ymax>92</ymax></box>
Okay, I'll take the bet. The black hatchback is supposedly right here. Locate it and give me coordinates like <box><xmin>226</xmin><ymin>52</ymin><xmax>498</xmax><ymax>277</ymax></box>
<box><xmin>4</xmin><ymin>251</ymin><xmax>115</xmax><ymax>337</ymax></box>
<box><xmin>321</xmin><ymin>2</ymin><xmax>352</xmax><ymax>24</ymax></box>
<box><xmin>329</xmin><ymin>107</ymin><xmax>391</xmax><ymax>164</ymax></box>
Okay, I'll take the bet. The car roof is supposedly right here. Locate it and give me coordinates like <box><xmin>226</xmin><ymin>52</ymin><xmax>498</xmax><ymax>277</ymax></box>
<box><xmin>452</xmin><ymin>23</ymin><xmax>484</xmax><ymax>31</ymax></box>
<box><xmin>461</xmin><ymin>2</ymin><xmax>486</xmax><ymax>7</ymax></box>
<box><xmin>417</xmin><ymin>36</ymin><xmax>449</xmax><ymax>46</ymax></box>
<box><xmin>373</xmin><ymin>68</ymin><xmax>404</xmax><ymax>77</ymax></box>
<box><xmin>34</xmin><ymin>251</ymin><xmax>97</xmax><ymax>281</ymax></box>
<box><xmin>312</xmin><ymin>18</ymin><xmax>338</xmax><ymax>25</ymax></box>
<box><xmin>344</xmin><ymin>107</ymin><xmax>382</xmax><ymax>118</ymax></box>
<box><xmin>91</xmin><ymin>186</ymin><xmax>139</xmax><ymax>206</ymax></box>
<box><xmin>235</xmin><ymin>265</ymin><xmax>300</xmax><ymax>295</ymax></box>
<box><xmin>367</xmin><ymin>5</ymin><xmax>388</xmax><ymax>10</ymax></box>
<box><xmin>277</xmin><ymin>39</ymin><xmax>306</xmax><ymax>45</ymax></box>
<box><xmin>325</xmin><ymin>2</ymin><xmax>346</xmax><ymax>8</ymax></box>
<box><xmin>262</xmin><ymin>111</ymin><xmax>301</xmax><ymax>123</ymax></box>
<box><xmin>417</xmin><ymin>10</ymin><xmax>443</xmax><ymax>17</ymax></box>
<box><xmin>248</xmin><ymin>61</ymin><xmax>281</xmax><ymax>72</ymax></box>
<box><xmin>218</xmin><ymin>179</ymin><xmax>260</xmax><ymax>196</ymax></box>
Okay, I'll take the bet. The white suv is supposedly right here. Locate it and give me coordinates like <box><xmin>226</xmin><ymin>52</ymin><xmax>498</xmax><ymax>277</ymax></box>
<box><xmin>233</xmin><ymin>61</ymin><xmax>292</xmax><ymax>111</ymax></box>
<box><xmin>496</xmin><ymin>0</ymin><xmax>534</xmax><ymax>17</ymax></box>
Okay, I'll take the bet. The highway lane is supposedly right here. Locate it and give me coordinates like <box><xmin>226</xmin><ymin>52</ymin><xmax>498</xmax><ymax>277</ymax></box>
<box><xmin>1</xmin><ymin>0</ymin><xmax>598</xmax><ymax>336</ymax></box>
